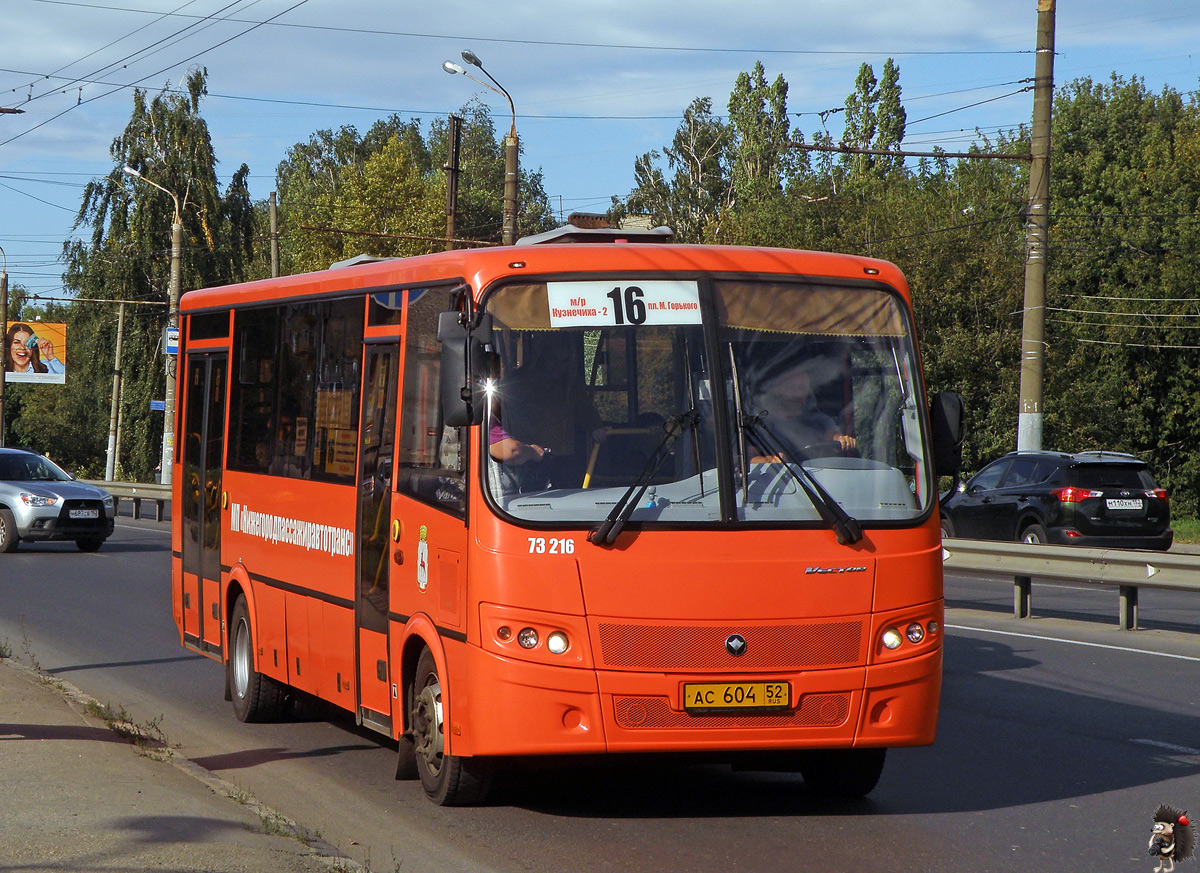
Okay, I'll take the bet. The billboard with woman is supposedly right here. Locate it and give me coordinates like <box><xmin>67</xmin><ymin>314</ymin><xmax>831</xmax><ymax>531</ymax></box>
<box><xmin>4</xmin><ymin>322</ymin><xmax>67</xmax><ymax>384</ymax></box>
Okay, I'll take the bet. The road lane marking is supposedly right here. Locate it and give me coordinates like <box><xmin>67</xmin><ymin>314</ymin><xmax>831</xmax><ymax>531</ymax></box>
<box><xmin>946</xmin><ymin>623</ymin><xmax>1200</xmax><ymax>662</ymax></box>
<box><xmin>1131</xmin><ymin>739</ymin><xmax>1200</xmax><ymax>756</ymax></box>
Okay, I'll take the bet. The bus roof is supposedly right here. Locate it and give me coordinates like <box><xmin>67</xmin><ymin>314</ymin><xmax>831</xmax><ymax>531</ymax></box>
<box><xmin>179</xmin><ymin>242</ymin><xmax>910</xmax><ymax>313</ymax></box>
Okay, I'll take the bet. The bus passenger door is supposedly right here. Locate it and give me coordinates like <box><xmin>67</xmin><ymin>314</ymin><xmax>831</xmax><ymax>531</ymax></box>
<box><xmin>180</xmin><ymin>353</ymin><xmax>227</xmax><ymax>656</ymax></box>
<box><xmin>356</xmin><ymin>344</ymin><xmax>399</xmax><ymax>733</ymax></box>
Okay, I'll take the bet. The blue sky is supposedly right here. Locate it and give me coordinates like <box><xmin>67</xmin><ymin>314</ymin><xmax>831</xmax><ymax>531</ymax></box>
<box><xmin>2</xmin><ymin>0</ymin><xmax>1199</xmax><ymax>299</ymax></box>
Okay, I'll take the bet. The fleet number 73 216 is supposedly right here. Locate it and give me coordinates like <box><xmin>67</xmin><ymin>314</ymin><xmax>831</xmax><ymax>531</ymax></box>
<box><xmin>528</xmin><ymin>537</ymin><xmax>575</xmax><ymax>554</ymax></box>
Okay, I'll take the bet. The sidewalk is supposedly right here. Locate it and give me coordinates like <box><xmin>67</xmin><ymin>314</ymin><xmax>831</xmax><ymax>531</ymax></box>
<box><xmin>0</xmin><ymin>659</ymin><xmax>352</xmax><ymax>872</ymax></box>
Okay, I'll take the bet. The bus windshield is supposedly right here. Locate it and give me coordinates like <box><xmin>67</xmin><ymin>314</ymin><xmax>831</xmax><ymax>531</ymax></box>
<box><xmin>482</xmin><ymin>277</ymin><xmax>931</xmax><ymax>527</ymax></box>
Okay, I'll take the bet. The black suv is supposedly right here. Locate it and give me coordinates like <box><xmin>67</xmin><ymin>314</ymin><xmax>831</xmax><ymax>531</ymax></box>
<box><xmin>941</xmin><ymin>451</ymin><xmax>1172</xmax><ymax>550</ymax></box>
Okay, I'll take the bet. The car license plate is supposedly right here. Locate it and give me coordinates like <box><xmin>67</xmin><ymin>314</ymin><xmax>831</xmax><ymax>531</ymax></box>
<box><xmin>69</xmin><ymin>509</ymin><xmax>99</xmax><ymax>519</ymax></box>
<box><xmin>683</xmin><ymin>682</ymin><xmax>790</xmax><ymax>712</ymax></box>
<box><xmin>1106</xmin><ymin>498</ymin><xmax>1142</xmax><ymax>510</ymax></box>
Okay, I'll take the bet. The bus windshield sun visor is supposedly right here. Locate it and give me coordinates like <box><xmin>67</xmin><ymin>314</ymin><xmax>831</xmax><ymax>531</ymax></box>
<box><xmin>588</xmin><ymin>409</ymin><xmax>700</xmax><ymax>547</ymax></box>
<box><xmin>740</xmin><ymin>412</ymin><xmax>863</xmax><ymax>545</ymax></box>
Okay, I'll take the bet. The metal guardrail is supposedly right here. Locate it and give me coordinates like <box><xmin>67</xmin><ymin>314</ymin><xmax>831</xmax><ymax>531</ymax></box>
<box><xmin>941</xmin><ymin>538</ymin><xmax>1200</xmax><ymax>630</ymax></box>
<box><xmin>84</xmin><ymin>480</ymin><xmax>170</xmax><ymax>522</ymax></box>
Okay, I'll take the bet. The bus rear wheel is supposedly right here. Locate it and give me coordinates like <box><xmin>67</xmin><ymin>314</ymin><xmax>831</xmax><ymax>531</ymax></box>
<box><xmin>799</xmin><ymin>748</ymin><xmax>887</xmax><ymax>797</ymax></box>
<box><xmin>229</xmin><ymin>596</ymin><xmax>286</xmax><ymax>723</ymax></box>
<box><xmin>410</xmin><ymin>647</ymin><xmax>492</xmax><ymax>806</ymax></box>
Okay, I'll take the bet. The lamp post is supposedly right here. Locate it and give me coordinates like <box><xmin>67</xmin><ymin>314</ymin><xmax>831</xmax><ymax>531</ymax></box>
<box><xmin>443</xmin><ymin>51</ymin><xmax>519</xmax><ymax>245</ymax></box>
<box><xmin>123</xmin><ymin>165</ymin><xmax>183</xmax><ymax>487</ymax></box>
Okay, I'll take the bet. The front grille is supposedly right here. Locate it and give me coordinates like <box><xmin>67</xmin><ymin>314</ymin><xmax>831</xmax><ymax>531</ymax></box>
<box><xmin>596</xmin><ymin>620</ymin><xmax>864</xmax><ymax>671</ymax></box>
<box><xmin>58</xmin><ymin>499</ymin><xmax>106</xmax><ymax>530</ymax></box>
<box><xmin>613</xmin><ymin>693</ymin><xmax>851</xmax><ymax>729</ymax></box>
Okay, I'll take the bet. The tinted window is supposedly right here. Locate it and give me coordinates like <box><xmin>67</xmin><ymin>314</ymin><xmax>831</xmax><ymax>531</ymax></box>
<box><xmin>189</xmin><ymin>312</ymin><xmax>229</xmax><ymax>340</ymax></box>
<box><xmin>1073</xmin><ymin>464</ymin><xmax>1154</xmax><ymax>490</ymax></box>
<box><xmin>969</xmin><ymin>460</ymin><xmax>1010</xmax><ymax>492</ymax></box>
<box><xmin>397</xmin><ymin>287</ymin><xmax>466</xmax><ymax>516</ymax></box>
<box><xmin>228</xmin><ymin>298</ymin><xmax>364</xmax><ymax>483</ymax></box>
<box><xmin>1002</xmin><ymin>458</ymin><xmax>1041</xmax><ymax>487</ymax></box>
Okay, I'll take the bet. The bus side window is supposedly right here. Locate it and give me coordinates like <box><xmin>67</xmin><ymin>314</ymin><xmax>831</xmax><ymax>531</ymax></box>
<box><xmin>397</xmin><ymin>288</ymin><xmax>466</xmax><ymax>517</ymax></box>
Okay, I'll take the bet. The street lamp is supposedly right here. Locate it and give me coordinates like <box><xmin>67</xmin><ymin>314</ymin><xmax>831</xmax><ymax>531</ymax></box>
<box><xmin>123</xmin><ymin>165</ymin><xmax>183</xmax><ymax>487</ymax></box>
<box><xmin>443</xmin><ymin>51</ymin><xmax>519</xmax><ymax>245</ymax></box>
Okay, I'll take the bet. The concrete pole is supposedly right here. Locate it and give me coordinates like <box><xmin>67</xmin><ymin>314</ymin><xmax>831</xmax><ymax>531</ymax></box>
<box><xmin>161</xmin><ymin>217</ymin><xmax>181</xmax><ymax>487</ymax></box>
<box><xmin>1017</xmin><ymin>0</ymin><xmax>1055</xmax><ymax>451</ymax></box>
<box><xmin>105</xmin><ymin>302</ymin><xmax>126</xmax><ymax>480</ymax></box>
<box><xmin>503</xmin><ymin>132</ymin><xmax>519</xmax><ymax>246</ymax></box>
<box><xmin>445</xmin><ymin>114</ymin><xmax>461</xmax><ymax>251</ymax></box>
<box><xmin>269</xmin><ymin>191</ymin><xmax>280</xmax><ymax>278</ymax></box>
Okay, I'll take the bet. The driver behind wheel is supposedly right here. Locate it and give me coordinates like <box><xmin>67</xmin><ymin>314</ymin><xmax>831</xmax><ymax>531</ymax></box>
<box><xmin>750</xmin><ymin>359</ymin><xmax>855</xmax><ymax>462</ymax></box>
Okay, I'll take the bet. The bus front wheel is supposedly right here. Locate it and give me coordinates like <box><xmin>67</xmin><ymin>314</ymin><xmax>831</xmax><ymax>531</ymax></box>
<box><xmin>410</xmin><ymin>647</ymin><xmax>492</xmax><ymax>806</ymax></box>
<box><xmin>229</xmin><ymin>596</ymin><xmax>286</xmax><ymax>723</ymax></box>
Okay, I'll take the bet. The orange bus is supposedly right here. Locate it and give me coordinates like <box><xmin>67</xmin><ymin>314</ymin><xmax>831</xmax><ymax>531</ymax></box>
<box><xmin>172</xmin><ymin>224</ymin><xmax>964</xmax><ymax>805</ymax></box>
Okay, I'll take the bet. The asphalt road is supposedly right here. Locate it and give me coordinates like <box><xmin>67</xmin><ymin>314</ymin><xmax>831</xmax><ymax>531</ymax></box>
<box><xmin>2</xmin><ymin>520</ymin><xmax>1198</xmax><ymax>873</ymax></box>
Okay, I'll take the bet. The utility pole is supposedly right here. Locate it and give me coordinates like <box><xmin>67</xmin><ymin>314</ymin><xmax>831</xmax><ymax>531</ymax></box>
<box><xmin>104</xmin><ymin>302</ymin><xmax>126</xmax><ymax>480</ymax></box>
<box><xmin>164</xmin><ymin>214</ymin><xmax>181</xmax><ymax>486</ymax></box>
<box><xmin>1017</xmin><ymin>0</ymin><xmax>1056</xmax><ymax>451</ymax></box>
<box><xmin>445</xmin><ymin>114</ymin><xmax>461</xmax><ymax>251</ymax></box>
<box><xmin>269</xmin><ymin>192</ymin><xmax>280</xmax><ymax>278</ymax></box>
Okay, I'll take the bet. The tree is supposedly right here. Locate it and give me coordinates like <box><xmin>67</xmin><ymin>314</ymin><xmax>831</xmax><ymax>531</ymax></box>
<box><xmin>25</xmin><ymin>68</ymin><xmax>257</xmax><ymax>478</ymax></box>
<box><xmin>613</xmin><ymin>97</ymin><xmax>730</xmax><ymax>242</ymax></box>
<box><xmin>719</xmin><ymin>62</ymin><xmax>794</xmax><ymax>244</ymax></box>
<box><xmin>275</xmin><ymin>103</ymin><xmax>554</xmax><ymax>274</ymax></box>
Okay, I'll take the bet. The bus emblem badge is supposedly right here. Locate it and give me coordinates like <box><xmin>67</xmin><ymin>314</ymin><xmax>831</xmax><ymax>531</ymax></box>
<box><xmin>726</xmin><ymin>634</ymin><xmax>747</xmax><ymax>657</ymax></box>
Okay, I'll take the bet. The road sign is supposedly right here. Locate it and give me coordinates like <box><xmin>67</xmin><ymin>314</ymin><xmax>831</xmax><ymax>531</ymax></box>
<box><xmin>163</xmin><ymin>326</ymin><xmax>179</xmax><ymax>356</ymax></box>
<box><xmin>150</xmin><ymin>400</ymin><xmax>166</xmax><ymax>412</ymax></box>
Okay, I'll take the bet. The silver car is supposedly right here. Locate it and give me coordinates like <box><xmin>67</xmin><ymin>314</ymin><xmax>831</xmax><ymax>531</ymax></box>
<box><xmin>0</xmin><ymin>448</ymin><xmax>115</xmax><ymax>552</ymax></box>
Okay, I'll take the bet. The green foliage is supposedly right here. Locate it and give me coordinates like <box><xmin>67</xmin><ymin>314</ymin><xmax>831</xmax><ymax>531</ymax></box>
<box><xmin>18</xmin><ymin>69</ymin><xmax>257</xmax><ymax>479</ymax></box>
<box><xmin>616</xmin><ymin>62</ymin><xmax>1200</xmax><ymax>510</ymax></box>
<box><xmin>275</xmin><ymin>103</ymin><xmax>554</xmax><ymax>273</ymax></box>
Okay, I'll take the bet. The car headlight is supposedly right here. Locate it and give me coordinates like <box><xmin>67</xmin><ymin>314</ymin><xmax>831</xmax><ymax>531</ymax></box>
<box><xmin>20</xmin><ymin>493</ymin><xmax>58</xmax><ymax>507</ymax></box>
<box><xmin>102</xmin><ymin>495</ymin><xmax>115</xmax><ymax>509</ymax></box>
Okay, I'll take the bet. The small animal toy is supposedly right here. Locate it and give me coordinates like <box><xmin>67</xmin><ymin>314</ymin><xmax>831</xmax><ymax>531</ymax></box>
<box><xmin>1150</xmin><ymin>804</ymin><xmax>1196</xmax><ymax>872</ymax></box>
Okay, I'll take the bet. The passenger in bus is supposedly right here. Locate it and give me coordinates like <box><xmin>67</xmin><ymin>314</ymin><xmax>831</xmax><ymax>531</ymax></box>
<box><xmin>750</xmin><ymin>359</ymin><xmax>855</xmax><ymax>462</ymax></box>
<box><xmin>488</xmin><ymin>333</ymin><xmax>605</xmax><ymax>492</ymax></box>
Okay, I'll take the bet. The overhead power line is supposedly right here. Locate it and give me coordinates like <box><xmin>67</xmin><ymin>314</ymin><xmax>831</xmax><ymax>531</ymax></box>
<box><xmin>788</xmin><ymin>142</ymin><xmax>1031</xmax><ymax>161</ymax></box>
<box><xmin>17</xmin><ymin>1</ymin><xmax>1033</xmax><ymax>56</ymax></box>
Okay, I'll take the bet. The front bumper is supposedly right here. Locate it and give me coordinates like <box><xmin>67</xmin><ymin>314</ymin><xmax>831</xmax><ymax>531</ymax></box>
<box><xmin>16</xmin><ymin>504</ymin><xmax>114</xmax><ymax>542</ymax></box>
<box><xmin>448</xmin><ymin>643</ymin><xmax>942</xmax><ymax>759</ymax></box>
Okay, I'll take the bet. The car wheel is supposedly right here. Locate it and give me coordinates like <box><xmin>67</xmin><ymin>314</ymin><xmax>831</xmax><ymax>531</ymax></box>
<box><xmin>411</xmin><ymin>647</ymin><xmax>492</xmax><ymax>806</ymax></box>
<box><xmin>940</xmin><ymin>515</ymin><xmax>955</xmax><ymax>538</ymax></box>
<box><xmin>228</xmin><ymin>596</ymin><xmax>286</xmax><ymax>723</ymax></box>
<box><xmin>75</xmin><ymin>536</ymin><xmax>104</xmax><ymax>552</ymax></box>
<box><xmin>0</xmin><ymin>508</ymin><xmax>19</xmax><ymax>553</ymax></box>
<box><xmin>1020</xmin><ymin>523</ymin><xmax>1047</xmax><ymax>545</ymax></box>
<box><xmin>799</xmin><ymin>748</ymin><xmax>887</xmax><ymax>797</ymax></box>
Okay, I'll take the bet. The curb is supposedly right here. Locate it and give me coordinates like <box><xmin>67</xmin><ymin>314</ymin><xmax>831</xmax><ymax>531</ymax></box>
<box><xmin>1</xmin><ymin>656</ymin><xmax>363</xmax><ymax>873</ymax></box>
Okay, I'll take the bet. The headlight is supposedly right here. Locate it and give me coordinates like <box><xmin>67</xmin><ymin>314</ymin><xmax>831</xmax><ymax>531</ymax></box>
<box><xmin>102</xmin><ymin>495</ymin><xmax>115</xmax><ymax>509</ymax></box>
<box><xmin>546</xmin><ymin>631</ymin><xmax>570</xmax><ymax>655</ymax></box>
<box><xmin>881</xmin><ymin>628</ymin><xmax>904</xmax><ymax>650</ymax></box>
<box><xmin>517</xmin><ymin>627</ymin><xmax>539</xmax><ymax>649</ymax></box>
<box><xmin>20</xmin><ymin>493</ymin><xmax>58</xmax><ymax>507</ymax></box>
<box><xmin>906</xmin><ymin>623</ymin><xmax>926</xmax><ymax>644</ymax></box>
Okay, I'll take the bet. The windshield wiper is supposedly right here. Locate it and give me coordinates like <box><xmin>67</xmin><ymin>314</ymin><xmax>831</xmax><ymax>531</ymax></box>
<box><xmin>588</xmin><ymin>410</ymin><xmax>700</xmax><ymax>547</ymax></box>
<box><xmin>741</xmin><ymin>411</ymin><xmax>863</xmax><ymax>545</ymax></box>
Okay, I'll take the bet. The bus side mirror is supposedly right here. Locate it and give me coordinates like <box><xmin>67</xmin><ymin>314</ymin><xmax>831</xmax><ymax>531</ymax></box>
<box><xmin>929</xmin><ymin>391</ymin><xmax>965</xmax><ymax>479</ymax></box>
<box><xmin>437</xmin><ymin>312</ymin><xmax>493</xmax><ymax>427</ymax></box>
